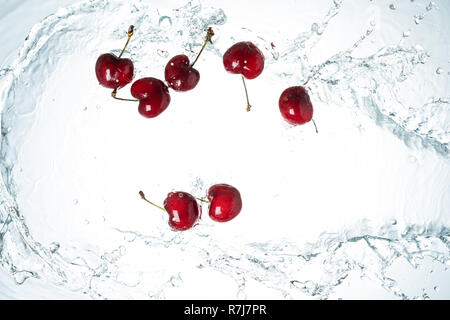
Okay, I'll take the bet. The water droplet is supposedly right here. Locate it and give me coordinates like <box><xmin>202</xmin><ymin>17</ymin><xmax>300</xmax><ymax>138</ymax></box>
<box><xmin>402</xmin><ymin>30</ymin><xmax>411</xmax><ymax>37</ymax></box>
<box><xmin>13</xmin><ymin>271</ymin><xmax>33</xmax><ymax>285</ymax></box>
<box><xmin>389</xmin><ymin>4</ymin><xmax>396</xmax><ymax>10</ymax></box>
<box><xmin>426</xmin><ymin>2</ymin><xmax>435</xmax><ymax>11</ymax></box>
<box><xmin>408</xmin><ymin>156</ymin><xmax>417</xmax><ymax>163</ymax></box>
<box><xmin>102</xmin><ymin>253</ymin><xmax>112</xmax><ymax>262</ymax></box>
<box><xmin>414</xmin><ymin>14</ymin><xmax>424</xmax><ymax>24</ymax></box>
<box><xmin>173</xmin><ymin>234</ymin><xmax>183</xmax><ymax>244</ymax></box>
<box><xmin>49</xmin><ymin>242</ymin><xmax>60</xmax><ymax>253</ymax></box>
<box><xmin>391</xmin><ymin>219</ymin><xmax>397</xmax><ymax>225</ymax></box>
<box><xmin>0</xmin><ymin>68</ymin><xmax>11</xmax><ymax>76</ymax></box>
<box><xmin>124</xmin><ymin>233</ymin><xmax>136</xmax><ymax>242</ymax></box>
<box><xmin>434</xmin><ymin>286</ymin><xmax>440</xmax><ymax>292</ymax></box>
<box><xmin>414</xmin><ymin>44</ymin><xmax>425</xmax><ymax>52</ymax></box>
<box><xmin>436</xmin><ymin>67</ymin><xmax>444</xmax><ymax>75</ymax></box>
<box><xmin>311</xmin><ymin>23</ymin><xmax>324</xmax><ymax>35</ymax></box>
<box><xmin>84</xmin><ymin>219</ymin><xmax>90</xmax><ymax>225</ymax></box>
<box><xmin>82</xmin><ymin>106</ymin><xmax>88</xmax><ymax>111</ymax></box>
<box><xmin>158</xmin><ymin>16</ymin><xmax>172</xmax><ymax>28</ymax></box>
<box><xmin>178</xmin><ymin>193</ymin><xmax>184</xmax><ymax>198</ymax></box>
<box><xmin>157</xmin><ymin>49</ymin><xmax>169</xmax><ymax>58</ymax></box>
<box><xmin>73</xmin><ymin>199</ymin><xmax>78</xmax><ymax>205</ymax></box>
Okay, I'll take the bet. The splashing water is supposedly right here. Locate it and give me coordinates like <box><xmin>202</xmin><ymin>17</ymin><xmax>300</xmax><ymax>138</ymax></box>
<box><xmin>0</xmin><ymin>0</ymin><xmax>449</xmax><ymax>299</ymax></box>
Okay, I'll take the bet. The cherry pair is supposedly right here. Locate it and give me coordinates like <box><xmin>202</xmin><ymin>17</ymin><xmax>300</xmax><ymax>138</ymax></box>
<box><xmin>139</xmin><ymin>184</ymin><xmax>242</xmax><ymax>231</ymax></box>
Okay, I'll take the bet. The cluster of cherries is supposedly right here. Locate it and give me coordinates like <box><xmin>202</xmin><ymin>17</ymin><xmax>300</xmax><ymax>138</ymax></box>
<box><xmin>95</xmin><ymin>25</ymin><xmax>317</xmax><ymax>231</ymax></box>
<box><xmin>139</xmin><ymin>184</ymin><xmax>242</xmax><ymax>231</ymax></box>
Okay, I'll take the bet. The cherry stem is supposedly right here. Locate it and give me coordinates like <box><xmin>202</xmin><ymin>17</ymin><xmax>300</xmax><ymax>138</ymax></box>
<box><xmin>195</xmin><ymin>197</ymin><xmax>211</xmax><ymax>204</ymax></box>
<box><xmin>241</xmin><ymin>75</ymin><xmax>252</xmax><ymax>112</ymax></box>
<box><xmin>190</xmin><ymin>27</ymin><xmax>214</xmax><ymax>68</ymax></box>
<box><xmin>111</xmin><ymin>89</ymin><xmax>138</xmax><ymax>102</ymax></box>
<box><xmin>312</xmin><ymin>119</ymin><xmax>318</xmax><ymax>133</ymax></box>
<box><xmin>139</xmin><ymin>191</ymin><xmax>165</xmax><ymax>212</ymax></box>
<box><xmin>118</xmin><ymin>25</ymin><xmax>134</xmax><ymax>59</ymax></box>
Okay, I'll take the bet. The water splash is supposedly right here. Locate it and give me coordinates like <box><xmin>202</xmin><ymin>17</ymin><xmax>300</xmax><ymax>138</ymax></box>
<box><xmin>0</xmin><ymin>0</ymin><xmax>449</xmax><ymax>299</ymax></box>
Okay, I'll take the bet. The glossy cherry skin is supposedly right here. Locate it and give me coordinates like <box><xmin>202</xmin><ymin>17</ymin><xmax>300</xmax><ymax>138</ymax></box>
<box><xmin>130</xmin><ymin>77</ymin><xmax>171</xmax><ymax>118</ymax></box>
<box><xmin>279</xmin><ymin>86</ymin><xmax>313</xmax><ymax>125</ymax></box>
<box><xmin>164</xmin><ymin>55</ymin><xmax>200</xmax><ymax>91</ymax></box>
<box><xmin>163</xmin><ymin>191</ymin><xmax>200</xmax><ymax>231</ymax></box>
<box><xmin>95</xmin><ymin>53</ymin><xmax>134</xmax><ymax>89</ymax></box>
<box><xmin>223</xmin><ymin>41</ymin><xmax>265</xmax><ymax>79</ymax></box>
<box><xmin>207</xmin><ymin>184</ymin><xmax>242</xmax><ymax>222</ymax></box>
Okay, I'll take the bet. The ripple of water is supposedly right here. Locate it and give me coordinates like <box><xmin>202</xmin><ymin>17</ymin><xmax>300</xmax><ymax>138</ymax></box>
<box><xmin>0</xmin><ymin>0</ymin><xmax>449</xmax><ymax>299</ymax></box>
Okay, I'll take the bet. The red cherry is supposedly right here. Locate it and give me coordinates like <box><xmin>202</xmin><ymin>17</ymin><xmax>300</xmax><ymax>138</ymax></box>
<box><xmin>207</xmin><ymin>184</ymin><xmax>242</xmax><ymax>223</ymax></box>
<box><xmin>95</xmin><ymin>53</ymin><xmax>134</xmax><ymax>89</ymax></box>
<box><xmin>164</xmin><ymin>54</ymin><xmax>200</xmax><ymax>91</ymax></box>
<box><xmin>223</xmin><ymin>41</ymin><xmax>264</xmax><ymax>80</ymax></box>
<box><xmin>130</xmin><ymin>78</ymin><xmax>171</xmax><ymax>118</ymax></box>
<box><xmin>279</xmin><ymin>86</ymin><xmax>316</xmax><ymax>127</ymax></box>
<box><xmin>163</xmin><ymin>192</ymin><xmax>200</xmax><ymax>231</ymax></box>
<box><xmin>140</xmin><ymin>190</ymin><xmax>200</xmax><ymax>231</ymax></box>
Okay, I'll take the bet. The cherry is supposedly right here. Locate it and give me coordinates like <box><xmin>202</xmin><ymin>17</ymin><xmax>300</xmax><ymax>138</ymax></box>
<box><xmin>279</xmin><ymin>86</ymin><xmax>318</xmax><ymax>132</ymax></box>
<box><xmin>223</xmin><ymin>41</ymin><xmax>265</xmax><ymax>111</ymax></box>
<box><xmin>164</xmin><ymin>28</ymin><xmax>214</xmax><ymax>92</ymax></box>
<box><xmin>130</xmin><ymin>77</ymin><xmax>171</xmax><ymax>118</ymax></box>
<box><xmin>139</xmin><ymin>191</ymin><xmax>200</xmax><ymax>231</ymax></box>
<box><xmin>95</xmin><ymin>25</ymin><xmax>135</xmax><ymax>91</ymax></box>
<box><xmin>204</xmin><ymin>184</ymin><xmax>242</xmax><ymax>223</ymax></box>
